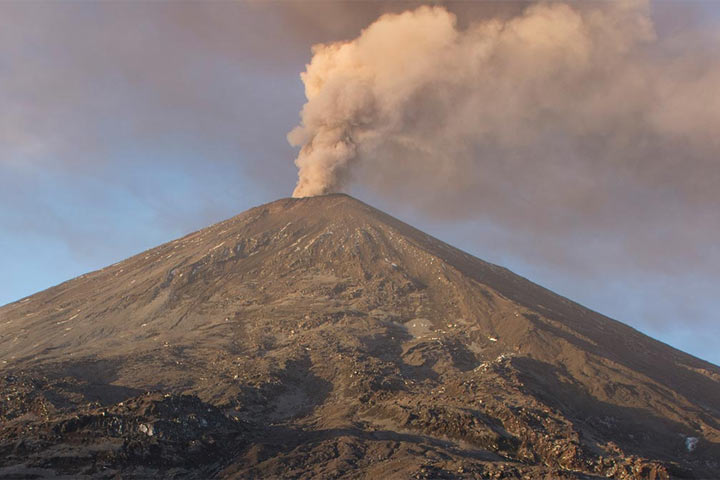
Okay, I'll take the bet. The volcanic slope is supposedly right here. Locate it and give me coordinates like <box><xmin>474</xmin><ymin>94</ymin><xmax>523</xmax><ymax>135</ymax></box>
<box><xmin>1</xmin><ymin>194</ymin><xmax>719</xmax><ymax>479</ymax></box>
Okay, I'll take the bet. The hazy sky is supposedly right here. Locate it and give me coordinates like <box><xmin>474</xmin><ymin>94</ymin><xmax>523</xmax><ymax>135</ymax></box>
<box><xmin>1</xmin><ymin>1</ymin><xmax>718</xmax><ymax>365</ymax></box>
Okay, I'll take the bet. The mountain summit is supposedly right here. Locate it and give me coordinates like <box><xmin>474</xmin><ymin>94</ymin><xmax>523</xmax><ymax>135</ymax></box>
<box><xmin>1</xmin><ymin>194</ymin><xmax>719</xmax><ymax>479</ymax></box>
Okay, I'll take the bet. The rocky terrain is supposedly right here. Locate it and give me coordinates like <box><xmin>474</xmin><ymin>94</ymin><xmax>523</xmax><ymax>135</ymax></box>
<box><xmin>1</xmin><ymin>194</ymin><xmax>719</xmax><ymax>479</ymax></box>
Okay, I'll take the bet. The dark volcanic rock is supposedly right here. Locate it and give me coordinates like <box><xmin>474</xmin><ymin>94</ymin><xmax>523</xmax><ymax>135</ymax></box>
<box><xmin>1</xmin><ymin>194</ymin><xmax>719</xmax><ymax>479</ymax></box>
<box><xmin>0</xmin><ymin>386</ymin><xmax>248</xmax><ymax>478</ymax></box>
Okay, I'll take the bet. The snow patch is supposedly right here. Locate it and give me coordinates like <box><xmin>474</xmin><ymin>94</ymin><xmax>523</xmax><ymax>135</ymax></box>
<box><xmin>685</xmin><ymin>436</ymin><xmax>699</xmax><ymax>452</ymax></box>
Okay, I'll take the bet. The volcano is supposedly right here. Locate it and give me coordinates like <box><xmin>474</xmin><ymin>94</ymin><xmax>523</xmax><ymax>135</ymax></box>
<box><xmin>1</xmin><ymin>194</ymin><xmax>719</xmax><ymax>479</ymax></box>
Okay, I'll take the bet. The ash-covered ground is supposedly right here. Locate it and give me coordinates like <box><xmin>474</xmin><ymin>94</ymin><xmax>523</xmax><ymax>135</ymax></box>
<box><xmin>1</xmin><ymin>195</ymin><xmax>718</xmax><ymax>479</ymax></box>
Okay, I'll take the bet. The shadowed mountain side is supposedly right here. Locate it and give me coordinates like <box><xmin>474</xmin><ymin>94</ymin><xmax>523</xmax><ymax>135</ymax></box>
<box><xmin>1</xmin><ymin>194</ymin><xmax>718</xmax><ymax>479</ymax></box>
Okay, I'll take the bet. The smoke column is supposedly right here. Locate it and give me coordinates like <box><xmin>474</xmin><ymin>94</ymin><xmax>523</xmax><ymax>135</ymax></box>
<box><xmin>288</xmin><ymin>1</ymin><xmax>719</xmax><ymax>224</ymax></box>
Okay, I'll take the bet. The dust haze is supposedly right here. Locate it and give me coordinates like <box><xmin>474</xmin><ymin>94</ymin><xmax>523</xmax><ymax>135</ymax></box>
<box><xmin>289</xmin><ymin>0</ymin><xmax>720</xmax><ymax>275</ymax></box>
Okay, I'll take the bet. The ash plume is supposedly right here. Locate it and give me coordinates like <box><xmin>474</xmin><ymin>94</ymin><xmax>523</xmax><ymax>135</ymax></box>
<box><xmin>287</xmin><ymin>1</ymin><xmax>720</xmax><ymax>273</ymax></box>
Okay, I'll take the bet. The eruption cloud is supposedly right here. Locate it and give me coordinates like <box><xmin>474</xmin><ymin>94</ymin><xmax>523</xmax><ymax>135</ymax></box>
<box><xmin>287</xmin><ymin>1</ymin><xmax>720</xmax><ymax>248</ymax></box>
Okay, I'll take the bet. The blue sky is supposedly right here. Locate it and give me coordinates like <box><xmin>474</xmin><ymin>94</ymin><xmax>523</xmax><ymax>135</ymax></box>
<box><xmin>1</xmin><ymin>1</ymin><xmax>718</xmax><ymax>365</ymax></box>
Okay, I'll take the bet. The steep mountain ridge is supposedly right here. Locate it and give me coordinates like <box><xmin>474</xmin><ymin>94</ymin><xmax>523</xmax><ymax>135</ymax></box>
<box><xmin>1</xmin><ymin>194</ymin><xmax>718</xmax><ymax>479</ymax></box>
